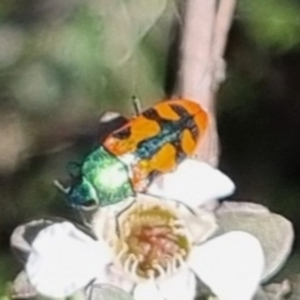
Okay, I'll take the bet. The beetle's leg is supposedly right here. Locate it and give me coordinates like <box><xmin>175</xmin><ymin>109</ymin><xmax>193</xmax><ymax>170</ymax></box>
<box><xmin>53</xmin><ymin>180</ymin><xmax>70</xmax><ymax>194</ymax></box>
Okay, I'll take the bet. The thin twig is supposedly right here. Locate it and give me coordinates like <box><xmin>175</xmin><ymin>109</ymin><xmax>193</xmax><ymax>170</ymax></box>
<box><xmin>213</xmin><ymin>0</ymin><xmax>237</xmax><ymax>59</ymax></box>
<box><xmin>176</xmin><ymin>0</ymin><xmax>217</xmax><ymax>109</ymax></box>
<box><xmin>211</xmin><ymin>0</ymin><xmax>237</xmax><ymax>90</ymax></box>
<box><xmin>174</xmin><ymin>0</ymin><xmax>237</xmax><ymax>166</ymax></box>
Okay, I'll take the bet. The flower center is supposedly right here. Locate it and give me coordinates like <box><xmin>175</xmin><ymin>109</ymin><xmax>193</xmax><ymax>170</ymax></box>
<box><xmin>115</xmin><ymin>198</ymin><xmax>191</xmax><ymax>280</ymax></box>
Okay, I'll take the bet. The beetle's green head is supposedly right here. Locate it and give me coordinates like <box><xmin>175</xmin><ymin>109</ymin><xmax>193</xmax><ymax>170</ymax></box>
<box><xmin>67</xmin><ymin>177</ymin><xmax>99</xmax><ymax>207</ymax></box>
<box><xmin>54</xmin><ymin>177</ymin><xmax>99</xmax><ymax>208</ymax></box>
<box><xmin>55</xmin><ymin>147</ymin><xmax>135</xmax><ymax>208</ymax></box>
<box><xmin>77</xmin><ymin>147</ymin><xmax>135</xmax><ymax>207</ymax></box>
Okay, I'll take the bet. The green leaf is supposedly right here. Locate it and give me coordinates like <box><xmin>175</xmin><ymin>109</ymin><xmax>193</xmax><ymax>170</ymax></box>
<box><xmin>240</xmin><ymin>0</ymin><xmax>300</xmax><ymax>52</ymax></box>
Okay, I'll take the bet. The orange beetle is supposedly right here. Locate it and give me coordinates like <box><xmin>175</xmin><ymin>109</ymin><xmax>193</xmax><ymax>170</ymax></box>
<box><xmin>103</xmin><ymin>98</ymin><xmax>208</xmax><ymax>192</ymax></box>
<box><xmin>57</xmin><ymin>98</ymin><xmax>208</xmax><ymax>207</ymax></box>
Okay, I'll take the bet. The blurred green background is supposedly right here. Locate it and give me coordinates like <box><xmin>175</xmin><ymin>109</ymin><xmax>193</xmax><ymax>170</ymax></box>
<box><xmin>0</xmin><ymin>0</ymin><xmax>300</xmax><ymax>296</ymax></box>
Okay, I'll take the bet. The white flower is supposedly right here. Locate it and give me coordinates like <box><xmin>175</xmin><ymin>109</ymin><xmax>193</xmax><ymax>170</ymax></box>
<box><xmin>25</xmin><ymin>160</ymin><xmax>262</xmax><ymax>300</ymax></box>
<box><xmin>26</xmin><ymin>222</ymin><xmax>112</xmax><ymax>298</ymax></box>
<box><xmin>147</xmin><ymin>159</ymin><xmax>235</xmax><ymax>207</ymax></box>
<box><xmin>26</xmin><ymin>196</ymin><xmax>264</xmax><ymax>300</ymax></box>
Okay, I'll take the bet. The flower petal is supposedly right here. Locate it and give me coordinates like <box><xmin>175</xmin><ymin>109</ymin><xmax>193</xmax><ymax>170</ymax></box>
<box><xmin>157</xmin><ymin>268</ymin><xmax>197</xmax><ymax>300</ymax></box>
<box><xmin>133</xmin><ymin>281</ymin><xmax>164</xmax><ymax>300</ymax></box>
<box><xmin>88</xmin><ymin>284</ymin><xmax>134</xmax><ymax>300</ymax></box>
<box><xmin>10</xmin><ymin>219</ymin><xmax>54</xmax><ymax>264</ymax></box>
<box><xmin>148</xmin><ymin>159</ymin><xmax>235</xmax><ymax>206</ymax></box>
<box><xmin>215</xmin><ymin>201</ymin><xmax>294</xmax><ymax>282</ymax></box>
<box><xmin>26</xmin><ymin>222</ymin><xmax>112</xmax><ymax>298</ymax></box>
<box><xmin>93</xmin><ymin>264</ymin><xmax>135</xmax><ymax>294</ymax></box>
<box><xmin>171</xmin><ymin>200</ymin><xmax>218</xmax><ymax>244</ymax></box>
<box><xmin>189</xmin><ymin>231</ymin><xmax>264</xmax><ymax>300</ymax></box>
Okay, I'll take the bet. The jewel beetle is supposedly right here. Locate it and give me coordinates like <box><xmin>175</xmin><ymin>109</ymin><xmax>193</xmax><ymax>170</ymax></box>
<box><xmin>55</xmin><ymin>98</ymin><xmax>208</xmax><ymax>208</ymax></box>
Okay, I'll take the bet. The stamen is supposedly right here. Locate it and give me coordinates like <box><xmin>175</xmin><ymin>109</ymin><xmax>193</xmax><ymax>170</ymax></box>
<box><xmin>152</xmin><ymin>264</ymin><xmax>166</xmax><ymax>278</ymax></box>
<box><xmin>171</xmin><ymin>257</ymin><xmax>178</xmax><ymax>273</ymax></box>
<box><xmin>179</xmin><ymin>248</ymin><xmax>187</xmax><ymax>256</ymax></box>
<box><xmin>111</xmin><ymin>197</ymin><xmax>191</xmax><ymax>282</ymax></box>
<box><xmin>116</xmin><ymin>244</ymin><xmax>128</xmax><ymax>262</ymax></box>
<box><xmin>131</xmin><ymin>256</ymin><xmax>139</xmax><ymax>274</ymax></box>
<box><xmin>147</xmin><ymin>270</ymin><xmax>155</xmax><ymax>280</ymax></box>
<box><xmin>123</xmin><ymin>254</ymin><xmax>134</xmax><ymax>273</ymax></box>
<box><xmin>169</xmin><ymin>219</ymin><xmax>185</xmax><ymax>227</ymax></box>
<box><xmin>173</xmin><ymin>228</ymin><xmax>189</xmax><ymax>236</ymax></box>
<box><xmin>174</xmin><ymin>253</ymin><xmax>185</xmax><ymax>267</ymax></box>
<box><xmin>165</xmin><ymin>260</ymin><xmax>173</xmax><ymax>277</ymax></box>
<box><xmin>128</xmin><ymin>253</ymin><xmax>137</xmax><ymax>272</ymax></box>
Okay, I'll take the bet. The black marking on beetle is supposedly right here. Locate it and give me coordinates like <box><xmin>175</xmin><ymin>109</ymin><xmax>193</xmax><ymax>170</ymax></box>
<box><xmin>171</xmin><ymin>139</ymin><xmax>186</xmax><ymax>163</ymax></box>
<box><xmin>112</xmin><ymin>126</ymin><xmax>132</xmax><ymax>140</ymax></box>
<box><xmin>169</xmin><ymin>103</ymin><xmax>190</xmax><ymax>118</ymax></box>
<box><xmin>170</xmin><ymin>104</ymin><xmax>199</xmax><ymax>142</ymax></box>
<box><xmin>186</xmin><ymin>118</ymin><xmax>199</xmax><ymax>142</ymax></box>
<box><xmin>142</xmin><ymin>108</ymin><xmax>162</xmax><ymax>126</ymax></box>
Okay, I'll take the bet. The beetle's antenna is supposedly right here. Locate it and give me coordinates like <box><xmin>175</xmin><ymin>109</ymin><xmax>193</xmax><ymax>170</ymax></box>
<box><xmin>132</xmin><ymin>95</ymin><xmax>142</xmax><ymax>116</ymax></box>
<box><xmin>54</xmin><ymin>180</ymin><xmax>70</xmax><ymax>194</ymax></box>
